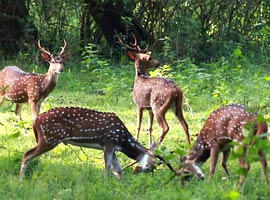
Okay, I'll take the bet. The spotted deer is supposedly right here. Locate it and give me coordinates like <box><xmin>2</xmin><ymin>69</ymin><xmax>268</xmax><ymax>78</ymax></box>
<box><xmin>115</xmin><ymin>31</ymin><xmax>190</xmax><ymax>147</ymax></box>
<box><xmin>19</xmin><ymin>107</ymin><xmax>157</xmax><ymax>180</ymax></box>
<box><xmin>180</xmin><ymin>104</ymin><xmax>268</xmax><ymax>185</ymax></box>
<box><xmin>0</xmin><ymin>40</ymin><xmax>69</xmax><ymax>120</ymax></box>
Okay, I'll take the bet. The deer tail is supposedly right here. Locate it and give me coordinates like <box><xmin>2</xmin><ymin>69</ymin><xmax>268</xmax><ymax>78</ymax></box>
<box><xmin>256</xmin><ymin>121</ymin><xmax>268</xmax><ymax>138</ymax></box>
<box><xmin>174</xmin><ymin>94</ymin><xmax>190</xmax><ymax>144</ymax></box>
<box><xmin>175</xmin><ymin>94</ymin><xmax>183</xmax><ymax>117</ymax></box>
<box><xmin>175</xmin><ymin>95</ymin><xmax>184</xmax><ymax>118</ymax></box>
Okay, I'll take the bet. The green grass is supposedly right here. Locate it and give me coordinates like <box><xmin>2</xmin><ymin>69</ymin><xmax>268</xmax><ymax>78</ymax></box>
<box><xmin>0</xmin><ymin>58</ymin><xmax>270</xmax><ymax>199</ymax></box>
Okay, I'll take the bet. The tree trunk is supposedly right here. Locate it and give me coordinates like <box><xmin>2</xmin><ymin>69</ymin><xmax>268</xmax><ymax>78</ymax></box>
<box><xmin>83</xmin><ymin>0</ymin><xmax>149</xmax><ymax>46</ymax></box>
<box><xmin>0</xmin><ymin>0</ymin><xmax>38</xmax><ymax>55</ymax></box>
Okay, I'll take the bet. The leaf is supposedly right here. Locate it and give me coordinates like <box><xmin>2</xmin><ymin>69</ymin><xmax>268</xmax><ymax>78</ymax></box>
<box><xmin>257</xmin><ymin>114</ymin><xmax>266</xmax><ymax>123</ymax></box>
<box><xmin>233</xmin><ymin>46</ymin><xmax>243</xmax><ymax>57</ymax></box>
<box><xmin>164</xmin><ymin>153</ymin><xmax>175</xmax><ymax>161</ymax></box>
<box><xmin>223</xmin><ymin>190</ymin><xmax>241</xmax><ymax>200</ymax></box>
<box><xmin>264</xmin><ymin>77</ymin><xmax>270</xmax><ymax>81</ymax></box>
<box><xmin>8</xmin><ymin>129</ymin><xmax>21</xmax><ymax>139</ymax></box>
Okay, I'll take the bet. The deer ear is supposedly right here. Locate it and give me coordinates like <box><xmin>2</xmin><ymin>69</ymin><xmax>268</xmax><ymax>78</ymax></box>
<box><xmin>126</xmin><ymin>50</ymin><xmax>137</xmax><ymax>60</ymax></box>
<box><xmin>180</xmin><ymin>156</ymin><xmax>186</xmax><ymax>162</ymax></box>
<box><xmin>150</xmin><ymin>141</ymin><xmax>158</xmax><ymax>152</ymax></box>
<box><xmin>41</xmin><ymin>52</ymin><xmax>51</xmax><ymax>62</ymax></box>
<box><xmin>133</xmin><ymin>166</ymin><xmax>142</xmax><ymax>174</ymax></box>
<box><xmin>61</xmin><ymin>52</ymin><xmax>71</xmax><ymax>61</ymax></box>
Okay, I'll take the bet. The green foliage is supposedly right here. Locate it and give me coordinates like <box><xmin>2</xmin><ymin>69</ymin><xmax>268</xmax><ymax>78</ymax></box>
<box><xmin>149</xmin><ymin>64</ymin><xmax>174</xmax><ymax>79</ymax></box>
<box><xmin>3</xmin><ymin>1</ymin><xmax>270</xmax><ymax>64</ymax></box>
<box><xmin>81</xmin><ymin>43</ymin><xmax>134</xmax><ymax>102</ymax></box>
<box><xmin>229</xmin><ymin>116</ymin><xmax>270</xmax><ymax>191</ymax></box>
<box><xmin>1</xmin><ymin>35</ymin><xmax>270</xmax><ymax>199</ymax></box>
<box><xmin>82</xmin><ymin>43</ymin><xmax>108</xmax><ymax>71</ymax></box>
<box><xmin>1</xmin><ymin>49</ymin><xmax>266</xmax><ymax>200</ymax></box>
<box><xmin>170</xmin><ymin>48</ymin><xmax>270</xmax><ymax>112</ymax></box>
<box><xmin>28</xmin><ymin>0</ymin><xmax>82</xmax><ymax>50</ymax></box>
<box><xmin>223</xmin><ymin>190</ymin><xmax>241</xmax><ymax>200</ymax></box>
<box><xmin>159</xmin><ymin>36</ymin><xmax>176</xmax><ymax>63</ymax></box>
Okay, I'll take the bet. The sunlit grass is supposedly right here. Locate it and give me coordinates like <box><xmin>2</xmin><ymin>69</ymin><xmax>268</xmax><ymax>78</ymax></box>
<box><xmin>0</xmin><ymin>59</ymin><xmax>270</xmax><ymax>199</ymax></box>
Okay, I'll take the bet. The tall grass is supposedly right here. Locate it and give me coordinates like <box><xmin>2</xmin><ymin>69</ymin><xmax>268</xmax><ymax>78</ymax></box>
<box><xmin>0</xmin><ymin>52</ymin><xmax>270</xmax><ymax>199</ymax></box>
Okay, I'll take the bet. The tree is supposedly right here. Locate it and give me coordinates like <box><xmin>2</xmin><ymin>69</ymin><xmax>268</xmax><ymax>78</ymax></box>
<box><xmin>0</xmin><ymin>0</ymin><xmax>37</xmax><ymax>55</ymax></box>
<box><xmin>83</xmin><ymin>0</ymin><xmax>150</xmax><ymax>45</ymax></box>
<box><xmin>0</xmin><ymin>0</ymin><xmax>269</xmax><ymax>63</ymax></box>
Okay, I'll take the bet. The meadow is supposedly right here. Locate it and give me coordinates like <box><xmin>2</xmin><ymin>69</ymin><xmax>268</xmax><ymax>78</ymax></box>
<box><xmin>0</xmin><ymin>50</ymin><xmax>270</xmax><ymax>200</ymax></box>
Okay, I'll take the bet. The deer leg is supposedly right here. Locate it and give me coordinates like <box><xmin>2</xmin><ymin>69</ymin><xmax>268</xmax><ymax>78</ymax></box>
<box><xmin>238</xmin><ymin>145</ymin><xmax>250</xmax><ymax>186</ymax></box>
<box><xmin>16</xmin><ymin>103</ymin><xmax>28</xmax><ymax>135</ymax></box>
<box><xmin>36</xmin><ymin>101</ymin><xmax>42</xmax><ymax>115</ymax></box>
<box><xmin>0</xmin><ymin>96</ymin><xmax>4</xmax><ymax>105</ymax></box>
<box><xmin>154</xmin><ymin>110</ymin><xmax>169</xmax><ymax>145</ymax></box>
<box><xmin>0</xmin><ymin>96</ymin><xmax>4</xmax><ymax>124</ymax></box>
<box><xmin>15</xmin><ymin>103</ymin><xmax>23</xmax><ymax>121</ymax></box>
<box><xmin>221</xmin><ymin>149</ymin><xmax>230</xmax><ymax>178</ymax></box>
<box><xmin>20</xmin><ymin>143</ymin><xmax>55</xmax><ymax>181</ymax></box>
<box><xmin>258</xmin><ymin>149</ymin><xmax>268</xmax><ymax>184</ymax></box>
<box><xmin>111</xmin><ymin>153</ymin><xmax>122</xmax><ymax>179</ymax></box>
<box><xmin>29</xmin><ymin>100</ymin><xmax>38</xmax><ymax>120</ymax></box>
<box><xmin>175</xmin><ymin>108</ymin><xmax>190</xmax><ymax>145</ymax></box>
<box><xmin>209</xmin><ymin>147</ymin><xmax>220</xmax><ymax>181</ymax></box>
<box><xmin>148</xmin><ymin>110</ymin><xmax>154</xmax><ymax>147</ymax></box>
<box><xmin>136</xmin><ymin>107</ymin><xmax>143</xmax><ymax>141</ymax></box>
<box><xmin>104</xmin><ymin>145</ymin><xmax>114</xmax><ymax>178</ymax></box>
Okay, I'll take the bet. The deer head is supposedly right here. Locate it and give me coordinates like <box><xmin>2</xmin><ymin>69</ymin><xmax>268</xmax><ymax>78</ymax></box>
<box><xmin>114</xmin><ymin>31</ymin><xmax>159</xmax><ymax>76</ymax></box>
<box><xmin>38</xmin><ymin>39</ymin><xmax>70</xmax><ymax>74</ymax></box>
<box><xmin>125</xmin><ymin>50</ymin><xmax>159</xmax><ymax>76</ymax></box>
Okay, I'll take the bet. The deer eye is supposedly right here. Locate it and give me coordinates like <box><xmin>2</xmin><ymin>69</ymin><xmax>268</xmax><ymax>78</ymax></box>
<box><xmin>54</xmin><ymin>56</ymin><xmax>62</xmax><ymax>63</ymax></box>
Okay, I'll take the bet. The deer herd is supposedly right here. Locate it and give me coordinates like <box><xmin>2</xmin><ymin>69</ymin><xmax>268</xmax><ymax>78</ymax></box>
<box><xmin>0</xmin><ymin>32</ymin><xmax>269</xmax><ymax>187</ymax></box>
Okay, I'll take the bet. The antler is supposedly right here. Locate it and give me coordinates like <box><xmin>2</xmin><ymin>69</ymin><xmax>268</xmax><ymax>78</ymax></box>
<box><xmin>155</xmin><ymin>154</ymin><xmax>180</xmax><ymax>184</ymax></box>
<box><xmin>114</xmin><ymin>30</ymin><xmax>148</xmax><ymax>53</ymax></box>
<box><xmin>155</xmin><ymin>154</ymin><xmax>176</xmax><ymax>173</ymax></box>
<box><xmin>114</xmin><ymin>30</ymin><xmax>137</xmax><ymax>51</ymax></box>
<box><xmin>38</xmin><ymin>40</ymin><xmax>52</xmax><ymax>56</ymax></box>
<box><xmin>130</xmin><ymin>32</ymin><xmax>148</xmax><ymax>53</ymax></box>
<box><xmin>59</xmin><ymin>39</ymin><xmax>67</xmax><ymax>56</ymax></box>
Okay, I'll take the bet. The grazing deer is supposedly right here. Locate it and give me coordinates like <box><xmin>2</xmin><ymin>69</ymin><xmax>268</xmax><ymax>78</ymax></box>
<box><xmin>19</xmin><ymin>107</ymin><xmax>157</xmax><ymax>180</ymax></box>
<box><xmin>180</xmin><ymin>104</ymin><xmax>268</xmax><ymax>185</ymax></box>
<box><xmin>0</xmin><ymin>40</ymin><xmax>69</xmax><ymax>120</ymax></box>
<box><xmin>115</xmin><ymin>31</ymin><xmax>190</xmax><ymax>147</ymax></box>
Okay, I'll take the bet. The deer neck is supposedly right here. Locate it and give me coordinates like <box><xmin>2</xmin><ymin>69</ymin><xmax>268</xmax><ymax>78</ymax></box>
<box><xmin>135</xmin><ymin>60</ymin><xmax>148</xmax><ymax>78</ymax></box>
<box><xmin>43</xmin><ymin>71</ymin><xmax>59</xmax><ymax>92</ymax></box>
<box><xmin>185</xmin><ymin>135</ymin><xmax>210</xmax><ymax>166</ymax></box>
<box><xmin>120</xmin><ymin>141</ymin><xmax>148</xmax><ymax>162</ymax></box>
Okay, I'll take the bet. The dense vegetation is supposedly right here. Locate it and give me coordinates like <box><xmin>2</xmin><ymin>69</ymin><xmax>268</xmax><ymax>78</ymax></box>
<box><xmin>1</xmin><ymin>47</ymin><xmax>270</xmax><ymax>199</ymax></box>
<box><xmin>0</xmin><ymin>0</ymin><xmax>270</xmax><ymax>199</ymax></box>
<box><xmin>1</xmin><ymin>0</ymin><xmax>270</xmax><ymax>63</ymax></box>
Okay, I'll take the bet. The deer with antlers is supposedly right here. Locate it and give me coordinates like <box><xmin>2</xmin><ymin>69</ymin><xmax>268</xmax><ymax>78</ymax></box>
<box><xmin>178</xmin><ymin>104</ymin><xmax>268</xmax><ymax>185</ymax></box>
<box><xmin>0</xmin><ymin>40</ymin><xmax>69</xmax><ymax>120</ymax></box>
<box><xmin>19</xmin><ymin>107</ymin><xmax>157</xmax><ymax>180</ymax></box>
<box><xmin>115</xmin><ymin>31</ymin><xmax>190</xmax><ymax>147</ymax></box>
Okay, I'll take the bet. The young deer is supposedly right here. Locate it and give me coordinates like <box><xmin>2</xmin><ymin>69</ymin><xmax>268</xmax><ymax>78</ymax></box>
<box><xmin>19</xmin><ymin>107</ymin><xmax>156</xmax><ymax>180</ymax></box>
<box><xmin>0</xmin><ymin>40</ymin><xmax>69</xmax><ymax>120</ymax></box>
<box><xmin>115</xmin><ymin>32</ymin><xmax>190</xmax><ymax>147</ymax></box>
<box><xmin>180</xmin><ymin>104</ymin><xmax>268</xmax><ymax>185</ymax></box>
